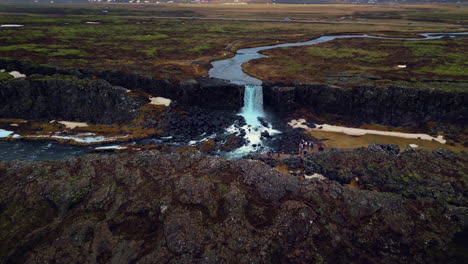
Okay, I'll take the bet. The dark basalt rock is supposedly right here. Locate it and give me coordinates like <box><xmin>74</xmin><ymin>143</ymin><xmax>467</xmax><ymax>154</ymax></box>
<box><xmin>221</xmin><ymin>134</ymin><xmax>245</xmax><ymax>152</ymax></box>
<box><xmin>263</xmin><ymin>82</ymin><xmax>468</xmax><ymax>126</ymax></box>
<box><xmin>153</xmin><ymin>106</ymin><xmax>241</xmax><ymax>140</ymax></box>
<box><xmin>302</xmin><ymin>145</ymin><xmax>468</xmax><ymax>207</ymax></box>
<box><xmin>0</xmin><ymin>75</ymin><xmax>146</xmax><ymax>124</ymax></box>
<box><xmin>0</xmin><ymin>59</ymin><xmax>245</xmax><ymax>111</ymax></box>
<box><xmin>0</xmin><ymin>151</ymin><xmax>466</xmax><ymax>263</ymax></box>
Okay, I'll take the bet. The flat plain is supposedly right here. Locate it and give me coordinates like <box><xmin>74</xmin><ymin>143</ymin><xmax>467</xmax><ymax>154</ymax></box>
<box><xmin>0</xmin><ymin>3</ymin><xmax>466</xmax><ymax>81</ymax></box>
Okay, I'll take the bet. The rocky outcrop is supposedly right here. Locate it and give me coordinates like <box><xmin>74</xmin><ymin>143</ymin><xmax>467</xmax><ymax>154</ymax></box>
<box><xmin>0</xmin><ymin>59</ymin><xmax>244</xmax><ymax>111</ymax></box>
<box><xmin>263</xmin><ymin>82</ymin><xmax>468</xmax><ymax>126</ymax></box>
<box><xmin>0</xmin><ymin>151</ymin><xmax>466</xmax><ymax>263</ymax></box>
<box><xmin>151</xmin><ymin>106</ymin><xmax>243</xmax><ymax>140</ymax></box>
<box><xmin>302</xmin><ymin>145</ymin><xmax>468</xmax><ymax>207</ymax></box>
<box><xmin>0</xmin><ymin>75</ymin><xmax>146</xmax><ymax>124</ymax></box>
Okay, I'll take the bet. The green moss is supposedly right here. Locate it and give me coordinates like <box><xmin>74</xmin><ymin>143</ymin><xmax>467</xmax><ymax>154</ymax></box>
<box><xmin>49</xmin><ymin>49</ymin><xmax>87</xmax><ymax>57</ymax></box>
<box><xmin>70</xmin><ymin>187</ymin><xmax>90</xmax><ymax>205</ymax></box>
<box><xmin>117</xmin><ymin>33</ymin><xmax>169</xmax><ymax>41</ymax></box>
<box><xmin>188</xmin><ymin>44</ymin><xmax>211</xmax><ymax>53</ymax></box>
<box><xmin>307</xmin><ymin>46</ymin><xmax>386</xmax><ymax>60</ymax></box>
<box><xmin>0</xmin><ymin>72</ymin><xmax>13</xmax><ymax>81</ymax></box>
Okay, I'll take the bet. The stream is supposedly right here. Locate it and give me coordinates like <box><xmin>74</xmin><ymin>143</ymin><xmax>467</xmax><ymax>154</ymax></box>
<box><xmin>0</xmin><ymin>32</ymin><xmax>466</xmax><ymax>161</ymax></box>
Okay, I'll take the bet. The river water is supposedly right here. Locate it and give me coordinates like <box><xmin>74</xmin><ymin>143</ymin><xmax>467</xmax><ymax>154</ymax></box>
<box><xmin>0</xmin><ymin>32</ymin><xmax>466</xmax><ymax>160</ymax></box>
<box><xmin>209</xmin><ymin>32</ymin><xmax>467</xmax><ymax>156</ymax></box>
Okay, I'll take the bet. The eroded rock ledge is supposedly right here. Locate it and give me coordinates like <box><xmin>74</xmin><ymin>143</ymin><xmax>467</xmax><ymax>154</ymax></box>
<box><xmin>0</xmin><ymin>75</ymin><xmax>146</xmax><ymax>124</ymax></box>
<box><xmin>0</xmin><ymin>150</ymin><xmax>466</xmax><ymax>263</ymax></box>
<box><xmin>263</xmin><ymin>82</ymin><xmax>467</xmax><ymax>126</ymax></box>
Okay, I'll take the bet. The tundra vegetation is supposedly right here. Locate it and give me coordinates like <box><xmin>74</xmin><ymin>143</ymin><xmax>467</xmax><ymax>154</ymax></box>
<box><xmin>0</xmin><ymin>3</ymin><xmax>466</xmax><ymax>82</ymax></box>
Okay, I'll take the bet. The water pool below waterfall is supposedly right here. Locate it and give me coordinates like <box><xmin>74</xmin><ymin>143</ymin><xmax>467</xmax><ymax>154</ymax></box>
<box><xmin>0</xmin><ymin>31</ymin><xmax>466</xmax><ymax>160</ymax></box>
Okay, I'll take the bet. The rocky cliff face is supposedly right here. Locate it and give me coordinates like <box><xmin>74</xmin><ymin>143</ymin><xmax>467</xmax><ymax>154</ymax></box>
<box><xmin>0</xmin><ymin>59</ymin><xmax>244</xmax><ymax>111</ymax></box>
<box><xmin>0</xmin><ymin>75</ymin><xmax>146</xmax><ymax>124</ymax></box>
<box><xmin>0</xmin><ymin>150</ymin><xmax>466</xmax><ymax>263</ymax></box>
<box><xmin>3</xmin><ymin>59</ymin><xmax>466</xmax><ymax>127</ymax></box>
<box><xmin>263</xmin><ymin>82</ymin><xmax>467</xmax><ymax>126</ymax></box>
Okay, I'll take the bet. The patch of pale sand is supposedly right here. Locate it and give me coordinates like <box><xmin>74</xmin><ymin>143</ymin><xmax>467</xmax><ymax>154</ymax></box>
<box><xmin>409</xmin><ymin>144</ymin><xmax>419</xmax><ymax>148</ymax></box>
<box><xmin>288</xmin><ymin>119</ymin><xmax>446</xmax><ymax>144</ymax></box>
<box><xmin>304</xmin><ymin>173</ymin><xmax>325</xmax><ymax>180</ymax></box>
<box><xmin>9</xmin><ymin>71</ymin><xmax>26</xmax><ymax>78</ymax></box>
<box><xmin>149</xmin><ymin>97</ymin><xmax>171</xmax><ymax>106</ymax></box>
<box><xmin>58</xmin><ymin>121</ymin><xmax>89</xmax><ymax>129</ymax></box>
<box><xmin>10</xmin><ymin>124</ymin><xmax>19</xmax><ymax>127</ymax></box>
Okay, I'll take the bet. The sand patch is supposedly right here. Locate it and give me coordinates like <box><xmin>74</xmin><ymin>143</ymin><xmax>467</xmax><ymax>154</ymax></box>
<box><xmin>0</xmin><ymin>24</ymin><xmax>24</xmax><ymax>27</ymax></box>
<box><xmin>289</xmin><ymin>119</ymin><xmax>446</xmax><ymax>144</ymax></box>
<box><xmin>149</xmin><ymin>97</ymin><xmax>171</xmax><ymax>106</ymax></box>
<box><xmin>9</xmin><ymin>71</ymin><xmax>26</xmax><ymax>78</ymax></box>
<box><xmin>58</xmin><ymin>121</ymin><xmax>89</xmax><ymax>129</ymax></box>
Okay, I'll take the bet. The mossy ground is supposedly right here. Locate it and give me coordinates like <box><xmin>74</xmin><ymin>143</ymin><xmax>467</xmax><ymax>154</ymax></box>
<box><xmin>245</xmin><ymin>37</ymin><xmax>467</xmax><ymax>91</ymax></box>
<box><xmin>0</xmin><ymin>3</ymin><xmax>465</xmax><ymax>81</ymax></box>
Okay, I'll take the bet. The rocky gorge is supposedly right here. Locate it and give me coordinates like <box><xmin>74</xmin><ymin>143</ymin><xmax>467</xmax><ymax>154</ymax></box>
<box><xmin>2</xmin><ymin>59</ymin><xmax>466</xmax><ymax>128</ymax></box>
<box><xmin>0</xmin><ymin>52</ymin><xmax>467</xmax><ymax>263</ymax></box>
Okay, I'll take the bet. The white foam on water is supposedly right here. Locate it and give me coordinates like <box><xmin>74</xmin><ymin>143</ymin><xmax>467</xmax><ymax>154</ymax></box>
<box><xmin>29</xmin><ymin>133</ymin><xmax>130</xmax><ymax>143</ymax></box>
<box><xmin>0</xmin><ymin>129</ymin><xmax>14</xmax><ymax>138</ymax></box>
<box><xmin>95</xmin><ymin>145</ymin><xmax>127</xmax><ymax>150</ymax></box>
<box><xmin>224</xmin><ymin>85</ymin><xmax>280</xmax><ymax>157</ymax></box>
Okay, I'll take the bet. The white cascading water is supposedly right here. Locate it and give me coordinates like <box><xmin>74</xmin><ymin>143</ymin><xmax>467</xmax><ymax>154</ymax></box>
<box><xmin>240</xmin><ymin>85</ymin><xmax>264</xmax><ymax>126</ymax></box>
<box><xmin>226</xmin><ymin>85</ymin><xmax>279</xmax><ymax>157</ymax></box>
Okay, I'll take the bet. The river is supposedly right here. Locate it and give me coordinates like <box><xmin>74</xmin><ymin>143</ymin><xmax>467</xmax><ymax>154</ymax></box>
<box><xmin>0</xmin><ymin>32</ymin><xmax>466</xmax><ymax>160</ymax></box>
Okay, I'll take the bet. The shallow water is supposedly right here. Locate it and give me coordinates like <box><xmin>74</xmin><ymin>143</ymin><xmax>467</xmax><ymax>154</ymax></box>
<box><xmin>208</xmin><ymin>31</ymin><xmax>466</xmax><ymax>156</ymax></box>
<box><xmin>209</xmin><ymin>32</ymin><xmax>468</xmax><ymax>86</ymax></box>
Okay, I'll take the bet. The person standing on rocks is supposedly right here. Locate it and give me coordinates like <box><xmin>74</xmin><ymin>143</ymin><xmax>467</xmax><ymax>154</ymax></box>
<box><xmin>318</xmin><ymin>144</ymin><xmax>324</xmax><ymax>152</ymax></box>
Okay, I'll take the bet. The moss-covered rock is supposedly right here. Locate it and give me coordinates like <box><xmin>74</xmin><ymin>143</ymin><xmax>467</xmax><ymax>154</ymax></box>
<box><xmin>0</xmin><ymin>151</ymin><xmax>466</xmax><ymax>263</ymax></box>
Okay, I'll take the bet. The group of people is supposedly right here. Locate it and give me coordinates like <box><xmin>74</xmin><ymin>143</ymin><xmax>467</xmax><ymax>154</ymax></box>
<box><xmin>299</xmin><ymin>140</ymin><xmax>324</xmax><ymax>156</ymax></box>
<box><xmin>263</xmin><ymin>139</ymin><xmax>325</xmax><ymax>159</ymax></box>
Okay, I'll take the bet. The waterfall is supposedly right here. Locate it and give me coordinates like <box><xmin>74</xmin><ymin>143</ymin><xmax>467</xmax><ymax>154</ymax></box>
<box><xmin>239</xmin><ymin>85</ymin><xmax>264</xmax><ymax>126</ymax></box>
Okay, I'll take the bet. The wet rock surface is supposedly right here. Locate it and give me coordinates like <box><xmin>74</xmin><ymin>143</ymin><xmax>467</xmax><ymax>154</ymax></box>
<box><xmin>147</xmin><ymin>105</ymin><xmax>243</xmax><ymax>141</ymax></box>
<box><xmin>0</xmin><ymin>150</ymin><xmax>466</xmax><ymax>263</ymax></box>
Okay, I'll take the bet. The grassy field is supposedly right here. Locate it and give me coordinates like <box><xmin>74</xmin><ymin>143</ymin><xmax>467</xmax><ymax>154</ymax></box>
<box><xmin>244</xmin><ymin>37</ymin><xmax>467</xmax><ymax>90</ymax></box>
<box><xmin>0</xmin><ymin>3</ymin><xmax>466</xmax><ymax>80</ymax></box>
<box><xmin>307</xmin><ymin>129</ymin><xmax>467</xmax><ymax>152</ymax></box>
